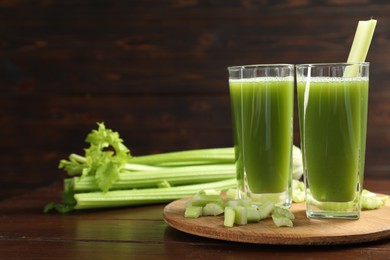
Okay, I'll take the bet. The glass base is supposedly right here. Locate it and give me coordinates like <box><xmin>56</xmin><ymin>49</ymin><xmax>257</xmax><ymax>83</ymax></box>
<box><xmin>306</xmin><ymin>192</ymin><xmax>361</xmax><ymax>219</ymax></box>
<box><xmin>238</xmin><ymin>189</ymin><xmax>292</xmax><ymax>208</ymax></box>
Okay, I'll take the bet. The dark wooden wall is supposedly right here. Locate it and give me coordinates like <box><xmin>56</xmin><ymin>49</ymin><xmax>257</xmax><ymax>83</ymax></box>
<box><xmin>1</xmin><ymin>0</ymin><xmax>389</xmax><ymax>199</ymax></box>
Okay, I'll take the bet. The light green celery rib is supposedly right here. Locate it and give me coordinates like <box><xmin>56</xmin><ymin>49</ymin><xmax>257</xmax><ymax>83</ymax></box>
<box><xmin>122</xmin><ymin>163</ymin><xmax>165</xmax><ymax>171</ymax></box>
<box><xmin>344</xmin><ymin>19</ymin><xmax>377</xmax><ymax>77</ymax></box>
<box><xmin>74</xmin><ymin>178</ymin><xmax>237</xmax><ymax>209</ymax></box>
<box><xmin>65</xmin><ymin>155</ymin><xmax>166</xmax><ymax>172</ymax></box>
<box><xmin>72</xmin><ymin>164</ymin><xmax>236</xmax><ymax>191</ymax></box>
<box><xmin>129</xmin><ymin>147</ymin><xmax>235</xmax><ymax>166</ymax></box>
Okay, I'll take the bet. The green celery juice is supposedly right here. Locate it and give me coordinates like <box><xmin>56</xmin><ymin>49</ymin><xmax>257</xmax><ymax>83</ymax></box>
<box><xmin>298</xmin><ymin>77</ymin><xmax>368</xmax><ymax>202</ymax></box>
<box><xmin>229</xmin><ymin>77</ymin><xmax>293</xmax><ymax>194</ymax></box>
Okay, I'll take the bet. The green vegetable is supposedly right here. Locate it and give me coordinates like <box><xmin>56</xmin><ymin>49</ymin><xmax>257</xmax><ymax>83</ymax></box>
<box><xmin>271</xmin><ymin>202</ymin><xmax>295</xmax><ymax>227</ymax></box>
<box><xmin>234</xmin><ymin>206</ymin><xmax>248</xmax><ymax>225</ymax></box>
<box><xmin>225</xmin><ymin>199</ymin><xmax>252</xmax><ymax>207</ymax></box>
<box><xmin>43</xmin><ymin>179</ymin><xmax>77</xmax><ymax>214</ymax></box>
<box><xmin>246</xmin><ymin>207</ymin><xmax>261</xmax><ymax>222</ymax></box>
<box><xmin>45</xmin><ymin>122</ymin><xmax>305</xmax><ymax>213</ymax></box>
<box><xmin>292</xmin><ymin>146</ymin><xmax>304</xmax><ymax>180</ymax></box>
<box><xmin>193</xmin><ymin>190</ymin><xmax>223</xmax><ymax>202</ymax></box>
<box><xmin>257</xmin><ymin>201</ymin><xmax>275</xmax><ymax>220</ymax></box>
<box><xmin>345</xmin><ymin>19</ymin><xmax>377</xmax><ymax>77</ymax></box>
<box><xmin>44</xmin><ymin>123</ymin><xmax>246</xmax><ymax>213</ymax></box>
<box><xmin>362</xmin><ymin>189</ymin><xmax>388</xmax><ymax>210</ymax></box>
<box><xmin>66</xmin><ymin>179</ymin><xmax>236</xmax><ymax>211</ymax></box>
<box><xmin>184</xmin><ymin>191</ymin><xmax>296</xmax><ymax>228</ymax></box>
<box><xmin>347</xmin><ymin>19</ymin><xmax>377</xmax><ymax>63</ymax></box>
<box><xmin>271</xmin><ymin>214</ymin><xmax>293</xmax><ymax>227</ymax></box>
<box><xmin>130</xmin><ymin>147</ymin><xmax>235</xmax><ymax>166</ymax></box>
<box><xmin>185</xmin><ymin>206</ymin><xmax>203</xmax><ymax>218</ymax></box>
<box><xmin>291</xmin><ymin>181</ymin><xmax>387</xmax><ymax>212</ymax></box>
<box><xmin>71</xmin><ymin>164</ymin><xmax>236</xmax><ymax>191</ymax></box>
<box><xmin>226</xmin><ymin>189</ymin><xmax>238</xmax><ymax>200</ymax></box>
<box><xmin>83</xmin><ymin>123</ymin><xmax>130</xmax><ymax>191</ymax></box>
<box><xmin>202</xmin><ymin>202</ymin><xmax>224</xmax><ymax>216</ymax></box>
<box><xmin>185</xmin><ymin>199</ymin><xmax>209</xmax><ymax>208</ymax></box>
<box><xmin>292</xmin><ymin>180</ymin><xmax>305</xmax><ymax>203</ymax></box>
<box><xmin>224</xmin><ymin>207</ymin><xmax>235</xmax><ymax>227</ymax></box>
<box><xmin>272</xmin><ymin>206</ymin><xmax>295</xmax><ymax>220</ymax></box>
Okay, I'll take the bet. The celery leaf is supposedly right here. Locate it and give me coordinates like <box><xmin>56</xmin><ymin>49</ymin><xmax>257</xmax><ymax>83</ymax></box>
<box><xmin>83</xmin><ymin>122</ymin><xmax>132</xmax><ymax>192</ymax></box>
<box><xmin>59</xmin><ymin>122</ymin><xmax>132</xmax><ymax>192</ymax></box>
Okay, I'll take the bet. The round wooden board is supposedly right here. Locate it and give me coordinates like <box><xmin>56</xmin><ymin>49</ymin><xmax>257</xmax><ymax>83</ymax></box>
<box><xmin>163</xmin><ymin>195</ymin><xmax>390</xmax><ymax>245</ymax></box>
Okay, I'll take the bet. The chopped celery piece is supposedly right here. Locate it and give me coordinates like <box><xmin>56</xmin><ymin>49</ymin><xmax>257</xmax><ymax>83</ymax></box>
<box><xmin>292</xmin><ymin>146</ymin><xmax>304</xmax><ymax>180</ymax></box>
<box><xmin>272</xmin><ymin>214</ymin><xmax>293</xmax><ymax>227</ymax></box>
<box><xmin>201</xmin><ymin>194</ymin><xmax>223</xmax><ymax>201</ymax></box>
<box><xmin>185</xmin><ymin>199</ymin><xmax>209</xmax><ymax>208</ymax></box>
<box><xmin>362</xmin><ymin>189</ymin><xmax>388</xmax><ymax>210</ymax></box>
<box><xmin>258</xmin><ymin>202</ymin><xmax>275</xmax><ymax>220</ymax></box>
<box><xmin>246</xmin><ymin>207</ymin><xmax>261</xmax><ymax>223</ymax></box>
<box><xmin>226</xmin><ymin>188</ymin><xmax>238</xmax><ymax>200</ymax></box>
<box><xmin>362</xmin><ymin>189</ymin><xmax>376</xmax><ymax>197</ymax></box>
<box><xmin>185</xmin><ymin>206</ymin><xmax>203</xmax><ymax>218</ymax></box>
<box><xmin>193</xmin><ymin>191</ymin><xmax>223</xmax><ymax>203</ymax></box>
<box><xmin>234</xmin><ymin>206</ymin><xmax>247</xmax><ymax>225</ymax></box>
<box><xmin>202</xmin><ymin>202</ymin><xmax>224</xmax><ymax>216</ymax></box>
<box><xmin>309</xmin><ymin>189</ymin><xmax>387</xmax><ymax>211</ymax></box>
<box><xmin>225</xmin><ymin>199</ymin><xmax>252</xmax><ymax>207</ymax></box>
<box><xmin>238</xmin><ymin>199</ymin><xmax>252</xmax><ymax>207</ymax></box>
<box><xmin>272</xmin><ymin>206</ymin><xmax>295</xmax><ymax>220</ymax></box>
<box><xmin>292</xmin><ymin>180</ymin><xmax>305</xmax><ymax>203</ymax></box>
<box><xmin>362</xmin><ymin>197</ymin><xmax>385</xmax><ymax>210</ymax></box>
<box><xmin>182</xmin><ymin>191</ymin><xmax>299</xmax><ymax>228</ymax></box>
<box><xmin>224</xmin><ymin>206</ymin><xmax>235</xmax><ymax>227</ymax></box>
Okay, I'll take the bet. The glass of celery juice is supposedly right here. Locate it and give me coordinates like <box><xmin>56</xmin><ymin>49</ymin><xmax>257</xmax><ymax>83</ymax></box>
<box><xmin>228</xmin><ymin>64</ymin><xmax>294</xmax><ymax>208</ymax></box>
<box><xmin>296</xmin><ymin>62</ymin><xmax>369</xmax><ymax>219</ymax></box>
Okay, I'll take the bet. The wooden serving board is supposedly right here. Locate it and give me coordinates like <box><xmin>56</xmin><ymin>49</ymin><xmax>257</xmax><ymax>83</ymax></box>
<box><xmin>163</xmin><ymin>195</ymin><xmax>390</xmax><ymax>245</ymax></box>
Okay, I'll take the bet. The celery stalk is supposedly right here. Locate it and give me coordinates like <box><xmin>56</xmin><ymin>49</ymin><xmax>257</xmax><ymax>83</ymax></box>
<box><xmin>71</xmin><ymin>164</ymin><xmax>236</xmax><ymax>191</ymax></box>
<box><xmin>73</xmin><ymin>179</ymin><xmax>236</xmax><ymax>210</ymax></box>
<box><xmin>46</xmin><ymin>123</ymin><xmax>306</xmax><ymax>213</ymax></box>
<box><xmin>130</xmin><ymin>147</ymin><xmax>235</xmax><ymax>166</ymax></box>
<box><xmin>347</xmin><ymin>19</ymin><xmax>377</xmax><ymax>63</ymax></box>
<box><xmin>344</xmin><ymin>19</ymin><xmax>377</xmax><ymax>77</ymax></box>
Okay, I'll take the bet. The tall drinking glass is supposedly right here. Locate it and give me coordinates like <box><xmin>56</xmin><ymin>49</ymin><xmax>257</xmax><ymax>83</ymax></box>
<box><xmin>228</xmin><ymin>64</ymin><xmax>294</xmax><ymax>208</ymax></box>
<box><xmin>296</xmin><ymin>62</ymin><xmax>369</xmax><ymax>219</ymax></box>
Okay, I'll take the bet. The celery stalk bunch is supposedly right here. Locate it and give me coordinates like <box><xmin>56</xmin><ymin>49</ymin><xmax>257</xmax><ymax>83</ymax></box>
<box><xmin>44</xmin><ymin>122</ymin><xmax>304</xmax><ymax>213</ymax></box>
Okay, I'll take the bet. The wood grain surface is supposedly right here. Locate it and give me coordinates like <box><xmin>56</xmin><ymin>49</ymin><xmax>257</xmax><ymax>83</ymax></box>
<box><xmin>164</xmin><ymin>195</ymin><xmax>390</xmax><ymax>246</ymax></box>
<box><xmin>0</xmin><ymin>179</ymin><xmax>388</xmax><ymax>258</ymax></box>
<box><xmin>1</xmin><ymin>1</ymin><xmax>390</xmax><ymax>200</ymax></box>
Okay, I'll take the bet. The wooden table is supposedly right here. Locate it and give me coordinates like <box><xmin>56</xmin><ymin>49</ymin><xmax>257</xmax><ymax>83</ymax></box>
<box><xmin>1</xmin><ymin>179</ymin><xmax>389</xmax><ymax>259</ymax></box>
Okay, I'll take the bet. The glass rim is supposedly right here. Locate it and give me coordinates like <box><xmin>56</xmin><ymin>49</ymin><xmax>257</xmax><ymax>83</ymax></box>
<box><xmin>227</xmin><ymin>63</ymin><xmax>294</xmax><ymax>71</ymax></box>
<box><xmin>296</xmin><ymin>62</ymin><xmax>369</xmax><ymax>68</ymax></box>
